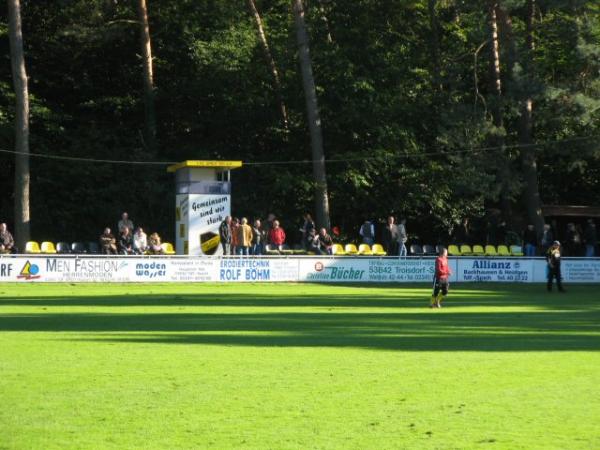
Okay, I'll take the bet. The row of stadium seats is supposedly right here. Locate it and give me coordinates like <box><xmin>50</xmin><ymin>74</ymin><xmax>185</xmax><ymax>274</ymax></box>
<box><xmin>23</xmin><ymin>241</ymin><xmax>176</xmax><ymax>255</ymax></box>
<box><xmin>331</xmin><ymin>243</ymin><xmax>387</xmax><ymax>256</ymax></box>
<box><xmin>447</xmin><ymin>244</ymin><xmax>523</xmax><ymax>256</ymax></box>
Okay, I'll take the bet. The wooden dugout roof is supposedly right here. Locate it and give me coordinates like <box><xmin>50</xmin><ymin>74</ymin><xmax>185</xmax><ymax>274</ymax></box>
<box><xmin>167</xmin><ymin>160</ymin><xmax>243</xmax><ymax>173</ymax></box>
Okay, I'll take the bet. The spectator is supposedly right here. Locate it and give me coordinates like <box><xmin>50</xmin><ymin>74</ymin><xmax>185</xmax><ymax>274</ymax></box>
<box><xmin>251</xmin><ymin>219</ymin><xmax>266</xmax><ymax>255</ymax></box>
<box><xmin>565</xmin><ymin>223</ymin><xmax>582</xmax><ymax>257</ymax></box>
<box><xmin>237</xmin><ymin>217</ymin><xmax>253</xmax><ymax>256</ymax></box>
<box><xmin>219</xmin><ymin>216</ymin><xmax>232</xmax><ymax>255</ymax></box>
<box><xmin>230</xmin><ymin>217</ymin><xmax>240</xmax><ymax>255</ymax></box>
<box><xmin>299</xmin><ymin>213</ymin><xmax>316</xmax><ymax>249</ymax></box>
<box><xmin>382</xmin><ymin>216</ymin><xmax>400</xmax><ymax>256</ymax></box>
<box><xmin>118</xmin><ymin>227</ymin><xmax>134</xmax><ymax>255</ymax></box>
<box><xmin>359</xmin><ymin>220</ymin><xmax>375</xmax><ymax>245</ymax></box>
<box><xmin>455</xmin><ymin>218</ymin><xmax>471</xmax><ymax>244</ymax></box>
<box><xmin>305</xmin><ymin>228</ymin><xmax>323</xmax><ymax>254</ymax></box>
<box><xmin>148</xmin><ymin>232</ymin><xmax>164</xmax><ymax>254</ymax></box>
<box><xmin>522</xmin><ymin>224</ymin><xmax>537</xmax><ymax>257</ymax></box>
<box><xmin>99</xmin><ymin>227</ymin><xmax>117</xmax><ymax>255</ymax></box>
<box><xmin>264</xmin><ymin>213</ymin><xmax>276</xmax><ymax>245</ymax></box>
<box><xmin>584</xmin><ymin>219</ymin><xmax>597</xmax><ymax>257</ymax></box>
<box><xmin>268</xmin><ymin>220</ymin><xmax>286</xmax><ymax>251</ymax></box>
<box><xmin>540</xmin><ymin>224</ymin><xmax>554</xmax><ymax>255</ymax></box>
<box><xmin>0</xmin><ymin>223</ymin><xmax>15</xmax><ymax>254</ymax></box>
<box><xmin>118</xmin><ymin>212</ymin><xmax>134</xmax><ymax>234</ymax></box>
<box><xmin>496</xmin><ymin>220</ymin><xmax>507</xmax><ymax>245</ymax></box>
<box><xmin>397</xmin><ymin>218</ymin><xmax>408</xmax><ymax>257</ymax></box>
<box><xmin>133</xmin><ymin>227</ymin><xmax>148</xmax><ymax>254</ymax></box>
<box><xmin>318</xmin><ymin>228</ymin><xmax>334</xmax><ymax>255</ymax></box>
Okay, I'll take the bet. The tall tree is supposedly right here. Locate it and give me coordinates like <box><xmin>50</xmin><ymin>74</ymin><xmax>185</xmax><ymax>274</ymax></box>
<box><xmin>247</xmin><ymin>0</ymin><xmax>289</xmax><ymax>130</ymax></box>
<box><xmin>291</xmin><ymin>0</ymin><xmax>331</xmax><ymax>229</ymax></box>
<box><xmin>7</xmin><ymin>0</ymin><xmax>30</xmax><ymax>249</ymax></box>
<box><xmin>137</xmin><ymin>0</ymin><xmax>157</xmax><ymax>153</ymax></box>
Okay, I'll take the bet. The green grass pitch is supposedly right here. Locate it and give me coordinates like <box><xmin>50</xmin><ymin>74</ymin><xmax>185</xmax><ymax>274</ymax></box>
<box><xmin>1</xmin><ymin>282</ymin><xmax>599</xmax><ymax>449</ymax></box>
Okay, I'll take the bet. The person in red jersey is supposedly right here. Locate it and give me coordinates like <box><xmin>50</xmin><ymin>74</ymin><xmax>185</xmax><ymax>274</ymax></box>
<box><xmin>430</xmin><ymin>247</ymin><xmax>452</xmax><ymax>308</ymax></box>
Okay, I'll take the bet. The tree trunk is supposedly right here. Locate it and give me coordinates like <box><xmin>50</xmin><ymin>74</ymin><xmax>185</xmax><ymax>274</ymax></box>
<box><xmin>487</xmin><ymin>1</ymin><xmax>512</xmax><ymax>219</ymax></box>
<box><xmin>291</xmin><ymin>0</ymin><xmax>331</xmax><ymax>230</ymax></box>
<box><xmin>315</xmin><ymin>0</ymin><xmax>334</xmax><ymax>44</ymax></box>
<box><xmin>497</xmin><ymin>1</ymin><xmax>544</xmax><ymax>234</ymax></box>
<box><xmin>428</xmin><ymin>0</ymin><xmax>442</xmax><ymax>92</ymax></box>
<box><xmin>519</xmin><ymin>0</ymin><xmax>544</xmax><ymax>234</ymax></box>
<box><xmin>247</xmin><ymin>0</ymin><xmax>289</xmax><ymax>130</ymax></box>
<box><xmin>137</xmin><ymin>0</ymin><xmax>157</xmax><ymax>153</ymax></box>
<box><xmin>8</xmin><ymin>0</ymin><xmax>30</xmax><ymax>250</ymax></box>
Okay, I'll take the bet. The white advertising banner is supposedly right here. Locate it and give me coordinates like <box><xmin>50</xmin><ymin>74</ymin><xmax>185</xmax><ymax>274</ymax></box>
<box><xmin>1</xmin><ymin>256</ymin><xmax>599</xmax><ymax>284</ymax></box>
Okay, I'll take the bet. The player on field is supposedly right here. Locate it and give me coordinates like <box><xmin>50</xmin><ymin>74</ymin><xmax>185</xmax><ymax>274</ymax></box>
<box><xmin>546</xmin><ymin>240</ymin><xmax>565</xmax><ymax>292</ymax></box>
<box><xmin>430</xmin><ymin>247</ymin><xmax>452</xmax><ymax>308</ymax></box>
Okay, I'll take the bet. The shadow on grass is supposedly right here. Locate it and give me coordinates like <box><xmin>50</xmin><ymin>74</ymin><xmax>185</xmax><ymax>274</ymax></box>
<box><xmin>1</xmin><ymin>289</ymin><xmax>599</xmax><ymax>351</ymax></box>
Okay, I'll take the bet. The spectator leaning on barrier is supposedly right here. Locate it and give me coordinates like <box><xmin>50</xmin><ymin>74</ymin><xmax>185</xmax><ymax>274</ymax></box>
<box><xmin>118</xmin><ymin>212</ymin><xmax>134</xmax><ymax>234</ymax></box>
<box><xmin>133</xmin><ymin>227</ymin><xmax>148</xmax><ymax>254</ymax></box>
<box><xmin>522</xmin><ymin>224</ymin><xmax>537</xmax><ymax>257</ymax></box>
<box><xmin>584</xmin><ymin>219</ymin><xmax>597</xmax><ymax>257</ymax></box>
<box><xmin>237</xmin><ymin>217</ymin><xmax>253</xmax><ymax>256</ymax></box>
<box><xmin>219</xmin><ymin>216</ymin><xmax>232</xmax><ymax>255</ymax></box>
<box><xmin>546</xmin><ymin>241</ymin><xmax>565</xmax><ymax>293</ymax></box>
<box><xmin>118</xmin><ymin>227</ymin><xmax>134</xmax><ymax>255</ymax></box>
<box><xmin>300</xmin><ymin>213</ymin><xmax>316</xmax><ymax>250</ymax></box>
<box><xmin>318</xmin><ymin>228</ymin><xmax>334</xmax><ymax>255</ymax></box>
<box><xmin>99</xmin><ymin>227</ymin><xmax>117</xmax><ymax>255</ymax></box>
<box><xmin>0</xmin><ymin>223</ymin><xmax>15</xmax><ymax>254</ymax></box>
<box><xmin>268</xmin><ymin>220</ymin><xmax>286</xmax><ymax>251</ymax></box>
<box><xmin>252</xmin><ymin>219</ymin><xmax>266</xmax><ymax>255</ymax></box>
<box><xmin>305</xmin><ymin>228</ymin><xmax>322</xmax><ymax>255</ymax></box>
<box><xmin>359</xmin><ymin>220</ymin><xmax>375</xmax><ymax>245</ymax></box>
<box><xmin>397</xmin><ymin>218</ymin><xmax>408</xmax><ymax>257</ymax></box>
<box><xmin>565</xmin><ymin>223</ymin><xmax>582</xmax><ymax>257</ymax></box>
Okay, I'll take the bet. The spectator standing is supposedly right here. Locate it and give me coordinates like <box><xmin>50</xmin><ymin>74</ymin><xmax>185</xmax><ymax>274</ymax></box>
<box><xmin>99</xmin><ymin>227</ymin><xmax>117</xmax><ymax>255</ymax></box>
<box><xmin>584</xmin><ymin>219</ymin><xmax>597</xmax><ymax>257</ymax></box>
<box><xmin>300</xmin><ymin>213</ymin><xmax>316</xmax><ymax>249</ymax></box>
<box><xmin>0</xmin><ymin>223</ymin><xmax>15</xmax><ymax>254</ymax></box>
<box><xmin>219</xmin><ymin>216</ymin><xmax>232</xmax><ymax>255</ymax></box>
<box><xmin>318</xmin><ymin>228</ymin><xmax>334</xmax><ymax>255</ymax></box>
<box><xmin>359</xmin><ymin>220</ymin><xmax>375</xmax><ymax>245</ymax></box>
<box><xmin>230</xmin><ymin>218</ymin><xmax>240</xmax><ymax>255</ymax></box>
<box><xmin>133</xmin><ymin>227</ymin><xmax>148</xmax><ymax>254</ymax></box>
<box><xmin>264</xmin><ymin>213</ymin><xmax>276</xmax><ymax>245</ymax></box>
<box><xmin>522</xmin><ymin>224</ymin><xmax>537</xmax><ymax>257</ymax></box>
<box><xmin>565</xmin><ymin>223</ymin><xmax>582</xmax><ymax>257</ymax></box>
<box><xmin>237</xmin><ymin>217</ymin><xmax>253</xmax><ymax>255</ymax></box>
<box><xmin>118</xmin><ymin>227</ymin><xmax>134</xmax><ymax>255</ymax></box>
<box><xmin>268</xmin><ymin>220</ymin><xmax>286</xmax><ymax>251</ymax></box>
<box><xmin>382</xmin><ymin>216</ymin><xmax>400</xmax><ymax>256</ymax></box>
<box><xmin>252</xmin><ymin>219</ymin><xmax>266</xmax><ymax>255</ymax></box>
<box><xmin>118</xmin><ymin>212</ymin><xmax>134</xmax><ymax>234</ymax></box>
<box><xmin>397</xmin><ymin>218</ymin><xmax>408</xmax><ymax>257</ymax></box>
<box><xmin>546</xmin><ymin>241</ymin><xmax>565</xmax><ymax>292</ymax></box>
<box><xmin>455</xmin><ymin>218</ymin><xmax>471</xmax><ymax>244</ymax></box>
<box><xmin>148</xmin><ymin>232</ymin><xmax>164</xmax><ymax>254</ymax></box>
<box><xmin>496</xmin><ymin>220</ymin><xmax>507</xmax><ymax>245</ymax></box>
<box><xmin>540</xmin><ymin>224</ymin><xmax>554</xmax><ymax>255</ymax></box>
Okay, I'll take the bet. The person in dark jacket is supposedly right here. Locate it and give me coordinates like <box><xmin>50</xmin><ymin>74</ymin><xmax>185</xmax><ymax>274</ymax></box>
<box><xmin>540</xmin><ymin>224</ymin><xmax>554</xmax><ymax>255</ymax></box>
<box><xmin>584</xmin><ymin>219</ymin><xmax>597</xmax><ymax>257</ymax></box>
<box><xmin>382</xmin><ymin>216</ymin><xmax>400</xmax><ymax>256</ymax></box>
<box><xmin>118</xmin><ymin>227</ymin><xmax>134</xmax><ymax>255</ymax></box>
<box><xmin>219</xmin><ymin>216</ymin><xmax>232</xmax><ymax>255</ymax></box>
<box><xmin>251</xmin><ymin>219</ymin><xmax>266</xmax><ymax>256</ymax></box>
<box><xmin>546</xmin><ymin>241</ymin><xmax>565</xmax><ymax>292</ymax></box>
<box><xmin>522</xmin><ymin>224</ymin><xmax>538</xmax><ymax>257</ymax></box>
<box><xmin>565</xmin><ymin>223</ymin><xmax>582</xmax><ymax>257</ymax></box>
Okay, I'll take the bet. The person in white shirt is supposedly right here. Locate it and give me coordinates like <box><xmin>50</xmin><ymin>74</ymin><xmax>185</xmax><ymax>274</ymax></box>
<box><xmin>133</xmin><ymin>227</ymin><xmax>148</xmax><ymax>254</ymax></box>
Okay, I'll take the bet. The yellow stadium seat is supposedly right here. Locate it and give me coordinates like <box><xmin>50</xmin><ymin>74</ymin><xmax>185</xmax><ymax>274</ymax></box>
<box><xmin>331</xmin><ymin>244</ymin><xmax>346</xmax><ymax>255</ymax></box>
<box><xmin>161</xmin><ymin>242</ymin><xmax>176</xmax><ymax>255</ymax></box>
<box><xmin>484</xmin><ymin>245</ymin><xmax>498</xmax><ymax>256</ymax></box>
<box><xmin>497</xmin><ymin>245</ymin><xmax>510</xmax><ymax>256</ymax></box>
<box><xmin>448</xmin><ymin>245</ymin><xmax>461</xmax><ymax>256</ymax></box>
<box><xmin>510</xmin><ymin>245</ymin><xmax>524</xmax><ymax>256</ymax></box>
<box><xmin>344</xmin><ymin>244</ymin><xmax>358</xmax><ymax>255</ymax></box>
<box><xmin>25</xmin><ymin>241</ymin><xmax>41</xmax><ymax>254</ymax></box>
<box><xmin>460</xmin><ymin>244</ymin><xmax>473</xmax><ymax>255</ymax></box>
<box><xmin>472</xmin><ymin>244</ymin><xmax>485</xmax><ymax>256</ymax></box>
<box><xmin>41</xmin><ymin>241</ymin><xmax>57</xmax><ymax>254</ymax></box>
<box><xmin>371</xmin><ymin>244</ymin><xmax>387</xmax><ymax>256</ymax></box>
<box><xmin>358</xmin><ymin>244</ymin><xmax>372</xmax><ymax>255</ymax></box>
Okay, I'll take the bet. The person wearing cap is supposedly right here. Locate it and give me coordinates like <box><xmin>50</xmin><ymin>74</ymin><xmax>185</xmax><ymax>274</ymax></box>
<box><xmin>546</xmin><ymin>241</ymin><xmax>565</xmax><ymax>292</ymax></box>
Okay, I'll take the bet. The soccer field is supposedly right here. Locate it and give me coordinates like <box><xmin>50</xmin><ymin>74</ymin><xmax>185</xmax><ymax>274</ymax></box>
<box><xmin>1</xmin><ymin>283</ymin><xmax>599</xmax><ymax>449</ymax></box>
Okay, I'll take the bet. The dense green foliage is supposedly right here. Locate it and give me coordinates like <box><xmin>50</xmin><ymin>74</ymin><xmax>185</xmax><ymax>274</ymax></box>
<box><xmin>1</xmin><ymin>1</ymin><xmax>599</xmax><ymax>244</ymax></box>
<box><xmin>1</xmin><ymin>282</ymin><xmax>599</xmax><ymax>448</ymax></box>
